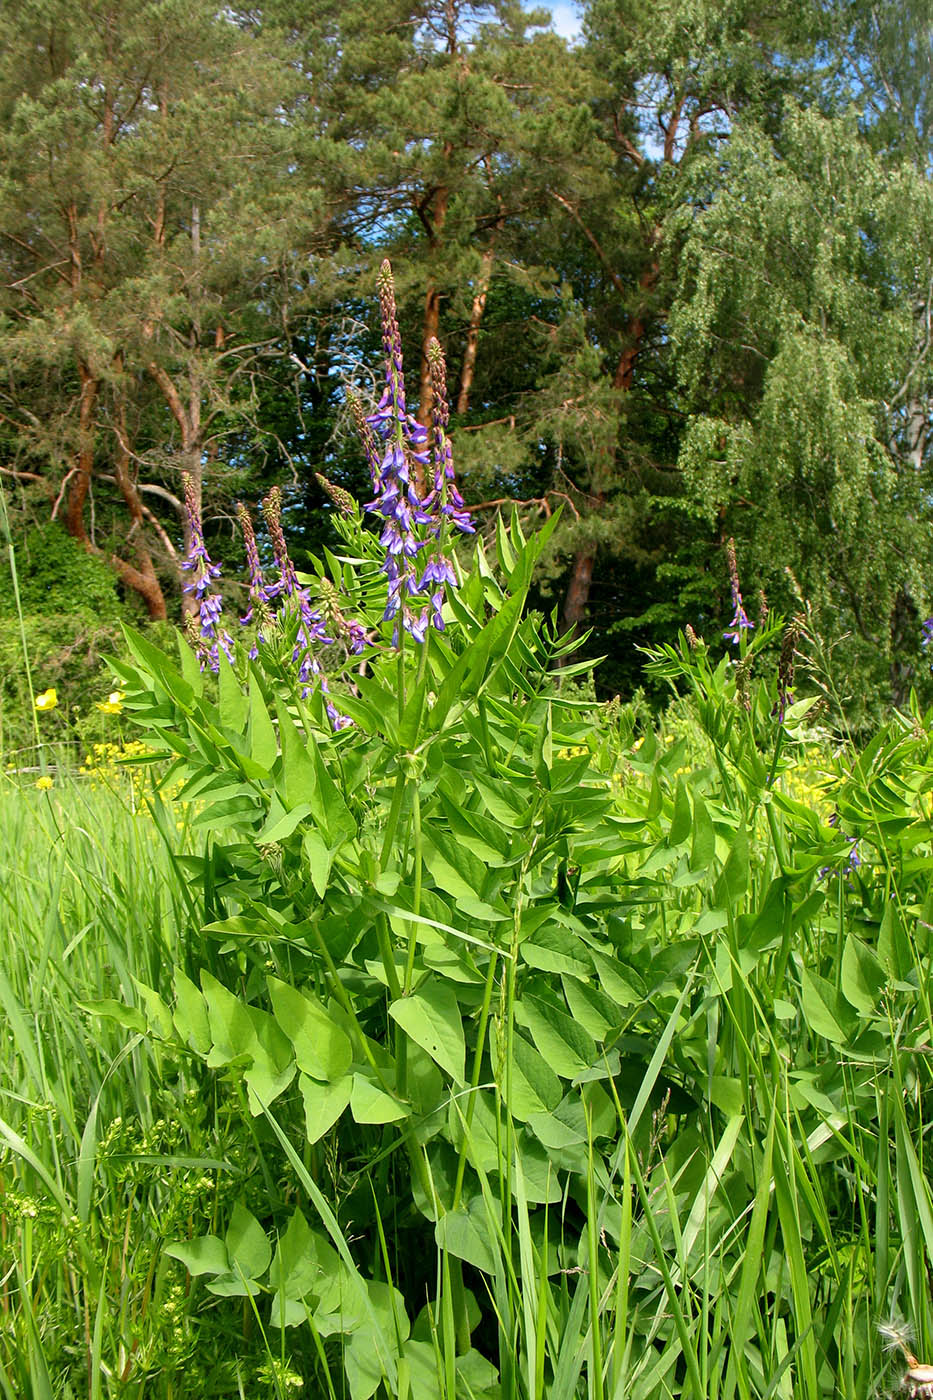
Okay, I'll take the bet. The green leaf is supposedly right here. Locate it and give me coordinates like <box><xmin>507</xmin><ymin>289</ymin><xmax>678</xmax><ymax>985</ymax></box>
<box><xmin>715</xmin><ymin>824</ymin><xmax>749</xmax><ymax>904</ymax></box>
<box><xmin>268</xmin><ymin>978</ymin><xmax>352</xmax><ymax>1082</ymax></box>
<box><xmin>560</xmin><ymin>977</ymin><xmax>620</xmax><ymax>1041</ymax></box>
<box><xmin>77</xmin><ymin>999</ymin><xmax>147</xmax><ymax>1035</ymax></box>
<box><xmin>201</xmin><ymin>972</ymin><xmax>257</xmax><ymax>1067</ymax></box>
<box><xmin>421</xmin><ymin>828</ymin><xmax>486</xmax><ymax>905</ymax></box>
<box><xmin>515</xmin><ymin>994</ymin><xmax>597</xmax><ymax>1080</ymax></box>
<box><xmin>249</xmin><ymin>673</ymin><xmax>278</xmax><ymax>770</ymax></box>
<box><xmin>269</xmin><ymin>1209</ymin><xmax>320</xmax><ymax>1303</ymax></box>
<box><xmin>344</xmin><ymin>1286</ymin><xmax>410</xmax><ymax>1400</ymax></box>
<box><xmin>190</xmin><ymin>793</ymin><xmax>261</xmax><ymax>830</ymax></box>
<box><xmin>389</xmin><ymin>981</ymin><xmax>466</xmax><ymax>1085</ymax></box>
<box><xmin>258</xmin><ymin>803</ymin><xmax>312</xmax><ymax>843</ymax></box>
<box><xmin>350</xmin><ymin>1074</ymin><xmax>410</xmax><ymax>1124</ymax></box>
<box><xmin>132</xmin><ymin>979</ymin><xmax>174</xmax><ymax>1040</ymax></box>
<box><xmin>122</xmin><ymin>625</ymin><xmax>195</xmax><ymax>708</ymax></box>
<box><xmin>495</xmin><ymin>511</ymin><xmax>517</xmax><ymax>573</ymax></box>
<box><xmin>840</xmin><ymin>934</ymin><xmax>887</xmax><ymax>1015</ymax></box>
<box><xmin>427</xmin><ymin>591</ymin><xmax>525</xmax><ymax>733</ymax></box>
<box><xmin>532</xmin><ymin>702</ymin><xmax>553</xmax><ymax>785</ymax></box>
<box><xmin>800</xmin><ymin>967</ymin><xmax>856</xmax><ymax>1046</ymax></box>
<box><xmin>690</xmin><ymin>796</ymin><xmax>716</xmax><ymax>870</ymax></box>
<box><xmin>589</xmin><ymin>949</ymin><xmax>642</xmax><ymax>1007</ymax></box>
<box><xmin>243</xmin><ymin>1008</ymin><xmax>296</xmax><ymax>1113</ymax></box>
<box><xmin>669</xmin><ymin>777</ymin><xmax>692</xmax><ymax>847</ymax></box>
<box><xmin>472</xmin><ymin>773</ymin><xmax>528</xmax><ymax>828</ymax></box>
<box><xmin>436</xmin><ymin>791</ymin><xmax>511</xmax><ymax>862</ymax></box>
<box><xmin>299</xmin><ymin>1074</ymin><xmax>352</xmax><ymax>1144</ymax></box>
<box><xmin>435</xmin><ymin>1201</ymin><xmax>496</xmax><ymax>1274</ymax></box>
<box><xmin>878</xmin><ymin>901</ymin><xmax>911</xmax><ymax>979</ymax></box>
<box><xmin>165</xmin><ymin>1234</ymin><xmax>228</xmax><ymax>1276</ymax></box>
<box><xmin>709</xmin><ymin>1076</ymin><xmax>745</xmax><ymax>1117</ymax></box>
<box><xmin>176</xmin><ymin>634</ymin><xmax>205</xmax><ymax>696</ymax></box>
<box><xmin>309</xmin><ymin>736</ymin><xmax>357</xmax><ymax>845</ymax></box>
<box><xmin>217</xmin><ymin>650</ymin><xmax>248</xmax><ymax>735</ymax></box>
<box><xmin>275</xmin><ymin>700</ymin><xmax>317</xmax><ymax>809</ymax></box>
<box><xmin>173</xmin><ymin>968</ymin><xmax>211</xmax><ymax>1055</ymax></box>
<box><xmin>520</xmin><ymin>925</ymin><xmax>591</xmax><ymax>979</ymax></box>
<box><xmin>496</xmin><ymin>1031</ymin><xmax>562</xmax><ymax>1120</ymax></box>
<box><xmin>303</xmin><ymin>827</ymin><xmax>335</xmax><ymax>899</ymax></box>
<box><xmin>225</xmin><ymin>1202</ymin><xmax>272</xmax><ymax>1279</ymax></box>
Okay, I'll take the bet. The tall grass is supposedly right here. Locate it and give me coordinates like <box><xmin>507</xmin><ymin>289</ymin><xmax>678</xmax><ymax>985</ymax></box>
<box><xmin>0</xmin><ymin>774</ymin><xmax>287</xmax><ymax>1396</ymax></box>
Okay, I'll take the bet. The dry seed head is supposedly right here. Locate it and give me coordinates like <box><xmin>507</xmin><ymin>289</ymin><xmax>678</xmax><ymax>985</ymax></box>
<box><xmin>880</xmin><ymin>1321</ymin><xmax>918</xmax><ymax>1359</ymax></box>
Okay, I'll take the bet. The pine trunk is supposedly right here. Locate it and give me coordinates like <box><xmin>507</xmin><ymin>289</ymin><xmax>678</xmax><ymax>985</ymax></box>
<box><xmin>456</xmin><ymin>225</ymin><xmax>500</xmax><ymax>415</ymax></box>
<box><xmin>561</xmin><ymin>547</ymin><xmax>596</xmax><ymax>638</ymax></box>
<box><xmin>110</xmin><ymin>387</ymin><xmax>167</xmax><ymax>620</ymax></box>
<box><xmin>64</xmin><ymin>365</ymin><xmax>98</xmax><ymax>544</ymax></box>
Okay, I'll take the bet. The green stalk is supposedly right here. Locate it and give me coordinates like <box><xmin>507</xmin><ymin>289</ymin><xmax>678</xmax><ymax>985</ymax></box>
<box><xmin>585</xmin><ymin>1106</ymin><xmax>606</xmax><ymax>1400</ymax></box>
<box><xmin>452</xmin><ymin>948</ymin><xmax>501</xmax><ymax>1211</ymax></box>
<box><xmin>402</xmin><ymin>781</ymin><xmax>423</xmax><ymax>996</ymax></box>
<box><xmin>379</xmin><ymin>764</ymin><xmax>408</xmax><ymax>867</ymax></box>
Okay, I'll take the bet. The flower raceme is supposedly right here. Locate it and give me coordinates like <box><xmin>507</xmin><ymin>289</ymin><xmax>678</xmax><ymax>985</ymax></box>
<box><xmin>181</xmin><ymin>474</ymin><xmax>234</xmax><ymax>672</ymax></box>
<box><xmin>723</xmin><ymin>537</ymin><xmax>753</xmax><ymax>645</ymax></box>
<box><xmin>177</xmin><ymin>262</ymin><xmax>471</xmax><ymax>717</ymax></box>
<box><xmin>363</xmin><ymin>261</ymin><xmax>472</xmax><ymax>642</ymax></box>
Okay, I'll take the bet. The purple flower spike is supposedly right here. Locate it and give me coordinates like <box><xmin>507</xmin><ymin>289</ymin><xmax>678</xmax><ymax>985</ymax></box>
<box><xmin>362</xmin><ymin>261</ymin><xmax>440</xmax><ymax>642</ymax></box>
<box><xmin>181</xmin><ymin>473</ymin><xmax>234</xmax><ymax>671</ymax></box>
<box><xmin>922</xmin><ymin>618</ymin><xmax>933</xmax><ymax>649</ymax></box>
<box><xmin>237</xmin><ymin>502</ymin><xmax>276</xmax><ymax>636</ymax></box>
<box><xmin>262</xmin><ymin>486</ymin><xmax>339</xmax><ymax>696</ymax></box>
<box><xmin>352</xmin><ymin>269</ymin><xmax>472</xmax><ymax>645</ymax></box>
<box><xmin>723</xmin><ymin>537</ymin><xmax>754</xmax><ymax>645</ymax></box>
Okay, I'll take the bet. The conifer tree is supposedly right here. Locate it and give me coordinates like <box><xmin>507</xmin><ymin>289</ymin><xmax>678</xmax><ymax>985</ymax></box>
<box><xmin>0</xmin><ymin>0</ymin><xmax>317</xmax><ymax>616</ymax></box>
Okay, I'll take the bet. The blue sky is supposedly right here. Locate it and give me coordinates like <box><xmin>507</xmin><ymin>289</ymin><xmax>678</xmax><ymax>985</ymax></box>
<box><xmin>549</xmin><ymin>1</ymin><xmax>582</xmax><ymax>40</ymax></box>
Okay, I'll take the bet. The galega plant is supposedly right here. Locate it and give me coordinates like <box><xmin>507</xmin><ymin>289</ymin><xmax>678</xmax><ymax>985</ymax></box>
<box><xmin>110</xmin><ymin>262</ymin><xmax>649</xmax><ymax>1398</ymax></box>
<box><xmin>103</xmin><ymin>268</ymin><xmax>933</xmax><ymax>1400</ymax></box>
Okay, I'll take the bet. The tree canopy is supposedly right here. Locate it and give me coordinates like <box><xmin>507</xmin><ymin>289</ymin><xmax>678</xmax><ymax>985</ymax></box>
<box><xmin>2</xmin><ymin>0</ymin><xmax>932</xmax><ymax>716</ymax></box>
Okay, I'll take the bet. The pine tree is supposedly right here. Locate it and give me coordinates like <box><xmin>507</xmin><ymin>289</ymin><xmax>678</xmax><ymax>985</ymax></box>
<box><xmin>0</xmin><ymin>0</ymin><xmax>318</xmax><ymax>616</ymax></box>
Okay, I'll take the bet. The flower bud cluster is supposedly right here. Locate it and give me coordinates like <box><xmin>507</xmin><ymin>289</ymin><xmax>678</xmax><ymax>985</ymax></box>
<box><xmin>315</xmin><ymin>473</ymin><xmax>357</xmax><ymax>518</ymax></box>
<box><xmin>181</xmin><ymin>473</ymin><xmax>234</xmax><ymax>672</ymax></box>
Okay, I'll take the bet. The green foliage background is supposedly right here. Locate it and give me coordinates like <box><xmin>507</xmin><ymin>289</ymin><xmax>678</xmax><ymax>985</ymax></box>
<box><xmin>2</xmin><ymin>0</ymin><xmax>933</xmax><ymax>724</ymax></box>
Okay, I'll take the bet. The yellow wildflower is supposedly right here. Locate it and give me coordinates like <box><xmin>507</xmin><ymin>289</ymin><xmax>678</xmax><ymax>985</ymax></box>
<box><xmin>35</xmin><ymin>688</ymin><xmax>58</xmax><ymax>712</ymax></box>
<box><xmin>35</xmin><ymin>775</ymin><xmax>53</xmax><ymax>791</ymax></box>
<box><xmin>96</xmin><ymin>691</ymin><xmax>124</xmax><ymax>715</ymax></box>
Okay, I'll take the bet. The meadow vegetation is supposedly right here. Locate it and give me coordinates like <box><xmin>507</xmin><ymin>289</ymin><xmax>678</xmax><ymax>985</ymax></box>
<box><xmin>4</xmin><ymin>270</ymin><xmax>933</xmax><ymax>1400</ymax></box>
<box><xmin>5</xmin><ymin>635</ymin><xmax>933</xmax><ymax>1399</ymax></box>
